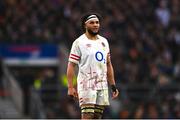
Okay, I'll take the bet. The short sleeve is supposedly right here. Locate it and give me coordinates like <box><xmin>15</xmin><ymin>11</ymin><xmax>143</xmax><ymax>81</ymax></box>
<box><xmin>68</xmin><ymin>40</ymin><xmax>81</xmax><ymax>64</ymax></box>
<box><xmin>105</xmin><ymin>39</ymin><xmax>110</xmax><ymax>58</ymax></box>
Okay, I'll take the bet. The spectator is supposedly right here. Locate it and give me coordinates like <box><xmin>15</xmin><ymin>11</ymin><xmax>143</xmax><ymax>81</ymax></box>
<box><xmin>155</xmin><ymin>0</ymin><xmax>170</xmax><ymax>28</ymax></box>
<box><xmin>1</xmin><ymin>0</ymin><xmax>179</xmax><ymax>118</ymax></box>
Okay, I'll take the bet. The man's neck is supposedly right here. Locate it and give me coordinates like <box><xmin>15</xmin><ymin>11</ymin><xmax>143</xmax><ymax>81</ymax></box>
<box><xmin>85</xmin><ymin>32</ymin><xmax>98</xmax><ymax>40</ymax></box>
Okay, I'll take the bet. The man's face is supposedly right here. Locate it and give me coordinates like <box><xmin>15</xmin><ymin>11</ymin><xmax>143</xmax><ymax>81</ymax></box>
<box><xmin>85</xmin><ymin>19</ymin><xmax>100</xmax><ymax>36</ymax></box>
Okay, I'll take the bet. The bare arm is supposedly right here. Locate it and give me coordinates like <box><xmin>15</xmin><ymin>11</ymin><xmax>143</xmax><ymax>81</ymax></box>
<box><xmin>107</xmin><ymin>55</ymin><xmax>119</xmax><ymax>99</ymax></box>
<box><xmin>67</xmin><ymin>62</ymin><xmax>78</xmax><ymax>98</ymax></box>
<box><xmin>67</xmin><ymin>62</ymin><xmax>76</xmax><ymax>88</ymax></box>
<box><xmin>107</xmin><ymin>55</ymin><xmax>115</xmax><ymax>85</ymax></box>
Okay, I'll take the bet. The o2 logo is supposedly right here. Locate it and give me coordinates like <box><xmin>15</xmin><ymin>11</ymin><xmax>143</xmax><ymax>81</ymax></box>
<box><xmin>95</xmin><ymin>51</ymin><xmax>105</xmax><ymax>63</ymax></box>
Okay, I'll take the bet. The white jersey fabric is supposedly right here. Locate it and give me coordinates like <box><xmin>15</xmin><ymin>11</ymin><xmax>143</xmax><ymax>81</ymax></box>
<box><xmin>69</xmin><ymin>34</ymin><xmax>110</xmax><ymax>92</ymax></box>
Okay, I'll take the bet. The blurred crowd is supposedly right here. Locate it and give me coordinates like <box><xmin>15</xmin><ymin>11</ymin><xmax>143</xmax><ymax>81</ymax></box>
<box><xmin>0</xmin><ymin>0</ymin><xmax>180</xmax><ymax>119</ymax></box>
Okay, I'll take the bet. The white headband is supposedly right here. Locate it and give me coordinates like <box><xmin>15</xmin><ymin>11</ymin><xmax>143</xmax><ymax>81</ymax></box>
<box><xmin>85</xmin><ymin>15</ymin><xmax>99</xmax><ymax>23</ymax></box>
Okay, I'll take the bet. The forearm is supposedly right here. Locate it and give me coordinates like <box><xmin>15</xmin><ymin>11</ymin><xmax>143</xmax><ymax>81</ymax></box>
<box><xmin>67</xmin><ymin>62</ymin><xmax>76</xmax><ymax>88</ymax></box>
<box><xmin>107</xmin><ymin>62</ymin><xmax>119</xmax><ymax>95</ymax></box>
<box><xmin>107</xmin><ymin>62</ymin><xmax>116</xmax><ymax>86</ymax></box>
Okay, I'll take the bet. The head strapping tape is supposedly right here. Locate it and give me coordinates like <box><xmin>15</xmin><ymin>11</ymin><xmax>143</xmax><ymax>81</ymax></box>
<box><xmin>85</xmin><ymin>15</ymin><xmax>99</xmax><ymax>23</ymax></box>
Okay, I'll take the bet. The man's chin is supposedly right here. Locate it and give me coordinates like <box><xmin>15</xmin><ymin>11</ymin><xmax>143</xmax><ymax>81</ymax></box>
<box><xmin>89</xmin><ymin>31</ymin><xmax>99</xmax><ymax>36</ymax></box>
<box><xmin>92</xmin><ymin>32</ymin><xmax>98</xmax><ymax>36</ymax></box>
<box><xmin>87</xmin><ymin>29</ymin><xmax>99</xmax><ymax>36</ymax></box>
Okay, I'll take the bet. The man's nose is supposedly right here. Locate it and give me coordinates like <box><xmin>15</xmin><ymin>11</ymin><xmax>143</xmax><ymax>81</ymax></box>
<box><xmin>93</xmin><ymin>23</ymin><xmax>99</xmax><ymax>27</ymax></box>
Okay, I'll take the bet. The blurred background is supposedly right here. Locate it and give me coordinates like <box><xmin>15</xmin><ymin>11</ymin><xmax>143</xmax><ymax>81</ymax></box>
<box><xmin>0</xmin><ymin>0</ymin><xmax>180</xmax><ymax>119</ymax></box>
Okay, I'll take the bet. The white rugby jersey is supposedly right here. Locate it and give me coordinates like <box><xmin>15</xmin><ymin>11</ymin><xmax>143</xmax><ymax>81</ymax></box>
<box><xmin>69</xmin><ymin>34</ymin><xmax>110</xmax><ymax>91</ymax></box>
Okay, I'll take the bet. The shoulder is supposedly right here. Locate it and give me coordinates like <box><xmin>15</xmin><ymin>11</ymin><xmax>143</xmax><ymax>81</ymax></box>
<box><xmin>98</xmin><ymin>35</ymin><xmax>108</xmax><ymax>41</ymax></box>
<box><xmin>77</xmin><ymin>34</ymin><xmax>86</xmax><ymax>41</ymax></box>
<box><xmin>73</xmin><ymin>34</ymin><xmax>86</xmax><ymax>44</ymax></box>
<box><xmin>72</xmin><ymin>34</ymin><xmax>84</xmax><ymax>46</ymax></box>
<box><xmin>98</xmin><ymin>35</ymin><xmax>109</xmax><ymax>44</ymax></box>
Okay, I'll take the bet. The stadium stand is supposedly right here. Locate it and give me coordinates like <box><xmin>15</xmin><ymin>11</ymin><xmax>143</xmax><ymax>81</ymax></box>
<box><xmin>0</xmin><ymin>0</ymin><xmax>179</xmax><ymax>118</ymax></box>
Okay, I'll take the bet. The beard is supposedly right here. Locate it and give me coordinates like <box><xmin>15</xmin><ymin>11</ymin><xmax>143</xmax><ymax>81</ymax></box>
<box><xmin>87</xmin><ymin>29</ymin><xmax>99</xmax><ymax>36</ymax></box>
